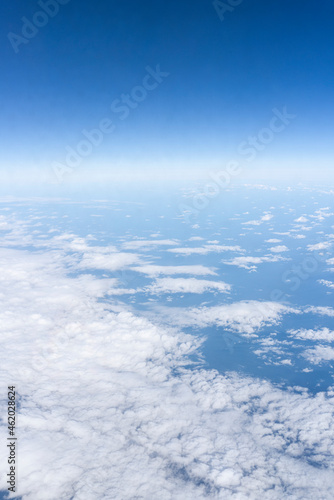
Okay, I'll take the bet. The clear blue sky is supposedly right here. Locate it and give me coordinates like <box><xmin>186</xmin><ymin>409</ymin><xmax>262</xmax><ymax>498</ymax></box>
<box><xmin>1</xmin><ymin>0</ymin><xmax>333</xmax><ymax>187</ymax></box>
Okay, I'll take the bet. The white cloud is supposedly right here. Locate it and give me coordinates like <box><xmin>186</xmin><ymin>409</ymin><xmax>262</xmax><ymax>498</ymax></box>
<box><xmin>305</xmin><ymin>306</ymin><xmax>334</xmax><ymax>317</ymax></box>
<box><xmin>288</xmin><ymin>328</ymin><xmax>334</xmax><ymax>341</ymax></box>
<box><xmin>261</xmin><ymin>214</ymin><xmax>274</xmax><ymax>221</ymax></box>
<box><xmin>79</xmin><ymin>251</ymin><xmax>141</xmax><ymax>271</ymax></box>
<box><xmin>150</xmin><ymin>301</ymin><xmax>296</xmax><ymax>335</ymax></box>
<box><xmin>122</xmin><ymin>239</ymin><xmax>179</xmax><ymax>250</ymax></box>
<box><xmin>307</xmin><ymin>241</ymin><xmax>332</xmax><ymax>251</ymax></box>
<box><xmin>242</xmin><ymin>214</ymin><xmax>274</xmax><ymax>226</ymax></box>
<box><xmin>1</xmin><ymin>210</ymin><xmax>334</xmax><ymax>499</ymax></box>
<box><xmin>294</xmin><ymin>216</ymin><xmax>308</xmax><ymax>223</ymax></box>
<box><xmin>303</xmin><ymin>346</ymin><xmax>334</xmax><ymax>364</ymax></box>
<box><xmin>269</xmin><ymin>245</ymin><xmax>289</xmax><ymax>253</ymax></box>
<box><xmin>222</xmin><ymin>254</ymin><xmax>288</xmax><ymax>270</ymax></box>
<box><xmin>168</xmin><ymin>244</ymin><xmax>243</xmax><ymax>256</ymax></box>
<box><xmin>145</xmin><ymin>278</ymin><xmax>231</xmax><ymax>294</ymax></box>
<box><xmin>131</xmin><ymin>264</ymin><xmax>218</xmax><ymax>277</ymax></box>
<box><xmin>319</xmin><ymin>279</ymin><xmax>334</xmax><ymax>289</ymax></box>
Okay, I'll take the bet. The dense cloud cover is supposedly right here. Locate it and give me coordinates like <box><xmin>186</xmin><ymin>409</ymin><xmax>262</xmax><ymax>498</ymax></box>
<box><xmin>0</xmin><ymin>195</ymin><xmax>334</xmax><ymax>499</ymax></box>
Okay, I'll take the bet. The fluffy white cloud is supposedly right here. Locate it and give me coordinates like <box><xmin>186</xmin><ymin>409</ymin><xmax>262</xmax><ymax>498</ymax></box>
<box><xmin>222</xmin><ymin>254</ymin><xmax>288</xmax><ymax>270</ymax></box>
<box><xmin>294</xmin><ymin>216</ymin><xmax>308</xmax><ymax>223</ymax></box>
<box><xmin>79</xmin><ymin>251</ymin><xmax>141</xmax><ymax>271</ymax></box>
<box><xmin>168</xmin><ymin>244</ymin><xmax>243</xmax><ymax>256</ymax></box>
<box><xmin>131</xmin><ymin>264</ymin><xmax>218</xmax><ymax>277</ymax></box>
<box><xmin>307</xmin><ymin>241</ymin><xmax>332</xmax><ymax>251</ymax></box>
<box><xmin>145</xmin><ymin>277</ymin><xmax>231</xmax><ymax>294</ymax></box>
<box><xmin>269</xmin><ymin>245</ymin><xmax>289</xmax><ymax>253</ymax></box>
<box><xmin>303</xmin><ymin>346</ymin><xmax>334</xmax><ymax>364</ymax></box>
<box><xmin>305</xmin><ymin>306</ymin><xmax>334</xmax><ymax>317</ymax></box>
<box><xmin>319</xmin><ymin>279</ymin><xmax>334</xmax><ymax>289</ymax></box>
<box><xmin>288</xmin><ymin>327</ymin><xmax>334</xmax><ymax>341</ymax></box>
<box><xmin>1</xmin><ymin>210</ymin><xmax>334</xmax><ymax>500</ymax></box>
<box><xmin>122</xmin><ymin>239</ymin><xmax>179</xmax><ymax>250</ymax></box>
<box><xmin>149</xmin><ymin>301</ymin><xmax>296</xmax><ymax>335</ymax></box>
<box><xmin>242</xmin><ymin>214</ymin><xmax>274</xmax><ymax>226</ymax></box>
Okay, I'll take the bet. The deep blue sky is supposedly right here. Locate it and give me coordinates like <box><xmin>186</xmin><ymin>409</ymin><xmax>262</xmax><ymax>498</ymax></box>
<box><xmin>1</xmin><ymin>0</ymin><xmax>333</xmax><ymax>187</ymax></box>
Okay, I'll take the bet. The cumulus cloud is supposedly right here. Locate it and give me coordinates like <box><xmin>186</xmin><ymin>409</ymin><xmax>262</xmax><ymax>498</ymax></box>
<box><xmin>288</xmin><ymin>327</ymin><xmax>334</xmax><ymax>341</ymax></box>
<box><xmin>318</xmin><ymin>279</ymin><xmax>334</xmax><ymax>289</ymax></box>
<box><xmin>149</xmin><ymin>301</ymin><xmax>296</xmax><ymax>335</ymax></box>
<box><xmin>145</xmin><ymin>277</ymin><xmax>231</xmax><ymax>294</ymax></box>
<box><xmin>242</xmin><ymin>214</ymin><xmax>274</xmax><ymax>226</ymax></box>
<box><xmin>307</xmin><ymin>241</ymin><xmax>332</xmax><ymax>251</ymax></box>
<box><xmin>122</xmin><ymin>239</ymin><xmax>179</xmax><ymax>250</ymax></box>
<box><xmin>167</xmin><ymin>244</ymin><xmax>244</xmax><ymax>256</ymax></box>
<box><xmin>79</xmin><ymin>251</ymin><xmax>141</xmax><ymax>271</ymax></box>
<box><xmin>294</xmin><ymin>216</ymin><xmax>308</xmax><ymax>223</ymax></box>
<box><xmin>131</xmin><ymin>264</ymin><xmax>218</xmax><ymax>277</ymax></box>
<box><xmin>222</xmin><ymin>254</ymin><xmax>288</xmax><ymax>270</ymax></box>
<box><xmin>1</xmin><ymin>209</ymin><xmax>334</xmax><ymax>500</ymax></box>
<box><xmin>269</xmin><ymin>245</ymin><xmax>289</xmax><ymax>253</ymax></box>
<box><xmin>305</xmin><ymin>306</ymin><xmax>334</xmax><ymax>317</ymax></box>
<box><xmin>303</xmin><ymin>346</ymin><xmax>334</xmax><ymax>364</ymax></box>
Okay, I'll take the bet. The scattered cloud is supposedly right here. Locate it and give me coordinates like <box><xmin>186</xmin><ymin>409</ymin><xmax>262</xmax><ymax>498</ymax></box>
<box><xmin>168</xmin><ymin>244</ymin><xmax>244</xmax><ymax>256</ymax></box>
<box><xmin>303</xmin><ymin>346</ymin><xmax>334</xmax><ymax>364</ymax></box>
<box><xmin>222</xmin><ymin>254</ymin><xmax>288</xmax><ymax>270</ymax></box>
<box><xmin>122</xmin><ymin>239</ymin><xmax>179</xmax><ymax>250</ymax></box>
<box><xmin>131</xmin><ymin>264</ymin><xmax>218</xmax><ymax>277</ymax></box>
<box><xmin>288</xmin><ymin>327</ymin><xmax>334</xmax><ymax>341</ymax></box>
<box><xmin>269</xmin><ymin>245</ymin><xmax>289</xmax><ymax>253</ymax></box>
<box><xmin>145</xmin><ymin>277</ymin><xmax>231</xmax><ymax>294</ymax></box>
<box><xmin>150</xmin><ymin>301</ymin><xmax>296</xmax><ymax>335</ymax></box>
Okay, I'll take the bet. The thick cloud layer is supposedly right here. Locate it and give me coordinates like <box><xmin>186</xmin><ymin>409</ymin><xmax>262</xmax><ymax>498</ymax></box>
<box><xmin>0</xmin><ymin>209</ymin><xmax>334</xmax><ymax>499</ymax></box>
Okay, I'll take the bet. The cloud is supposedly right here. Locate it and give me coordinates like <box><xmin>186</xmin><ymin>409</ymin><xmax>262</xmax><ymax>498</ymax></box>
<box><xmin>222</xmin><ymin>254</ymin><xmax>288</xmax><ymax>270</ymax></box>
<box><xmin>1</xmin><ymin>210</ymin><xmax>334</xmax><ymax>499</ymax></box>
<box><xmin>122</xmin><ymin>239</ymin><xmax>179</xmax><ymax>250</ymax></box>
<box><xmin>269</xmin><ymin>245</ymin><xmax>289</xmax><ymax>253</ymax></box>
<box><xmin>167</xmin><ymin>244</ymin><xmax>244</xmax><ymax>256</ymax></box>
<box><xmin>145</xmin><ymin>277</ymin><xmax>231</xmax><ymax>294</ymax></box>
<box><xmin>79</xmin><ymin>250</ymin><xmax>141</xmax><ymax>271</ymax></box>
<box><xmin>288</xmin><ymin>327</ymin><xmax>334</xmax><ymax>341</ymax></box>
<box><xmin>294</xmin><ymin>216</ymin><xmax>308</xmax><ymax>223</ymax></box>
<box><xmin>149</xmin><ymin>301</ymin><xmax>296</xmax><ymax>335</ymax></box>
<box><xmin>242</xmin><ymin>214</ymin><xmax>274</xmax><ymax>226</ymax></box>
<box><xmin>131</xmin><ymin>264</ymin><xmax>218</xmax><ymax>277</ymax></box>
<box><xmin>307</xmin><ymin>241</ymin><xmax>332</xmax><ymax>251</ymax></box>
<box><xmin>305</xmin><ymin>306</ymin><xmax>334</xmax><ymax>317</ymax></box>
<box><xmin>303</xmin><ymin>346</ymin><xmax>334</xmax><ymax>364</ymax></box>
<box><xmin>318</xmin><ymin>279</ymin><xmax>334</xmax><ymax>290</ymax></box>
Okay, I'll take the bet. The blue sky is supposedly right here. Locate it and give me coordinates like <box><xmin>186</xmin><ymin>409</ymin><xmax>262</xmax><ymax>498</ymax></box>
<box><xmin>1</xmin><ymin>0</ymin><xmax>334</xmax><ymax>188</ymax></box>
